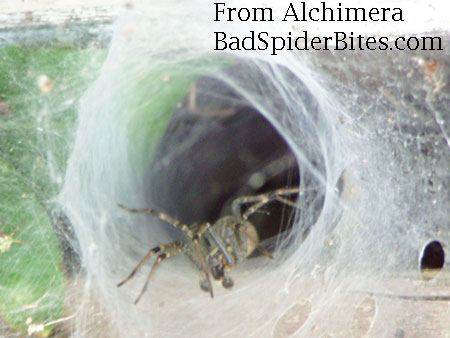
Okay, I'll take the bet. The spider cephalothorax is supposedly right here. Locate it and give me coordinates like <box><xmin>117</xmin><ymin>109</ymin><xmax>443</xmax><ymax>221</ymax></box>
<box><xmin>117</xmin><ymin>187</ymin><xmax>303</xmax><ymax>304</ymax></box>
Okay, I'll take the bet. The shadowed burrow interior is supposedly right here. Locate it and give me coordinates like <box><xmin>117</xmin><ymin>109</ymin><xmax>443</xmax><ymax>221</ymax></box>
<box><xmin>145</xmin><ymin>61</ymin><xmax>331</xmax><ymax>254</ymax></box>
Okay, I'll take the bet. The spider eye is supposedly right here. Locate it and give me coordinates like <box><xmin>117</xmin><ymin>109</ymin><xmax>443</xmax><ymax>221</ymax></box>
<box><xmin>211</xmin><ymin>264</ymin><xmax>224</xmax><ymax>280</ymax></box>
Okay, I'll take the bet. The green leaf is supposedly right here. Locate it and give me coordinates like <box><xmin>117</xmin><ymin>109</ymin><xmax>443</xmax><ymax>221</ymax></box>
<box><xmin>0</xmin><ymin>45</ymin><xmax>106</xmax><ymax>335</ymax></box>
<box><xmin>0</xmin><ymin>158</ymin><xmax>64</xmax><ymax>335</ymax></box>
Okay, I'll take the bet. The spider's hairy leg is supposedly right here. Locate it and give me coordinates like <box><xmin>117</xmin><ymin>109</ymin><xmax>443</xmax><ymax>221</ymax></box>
<box><xmin>206</xmin><ymin>223</ymin><xmax>234</xmax><ymax>265</ymax></box>
<box><xmin>118</xmin><ymin>241</ymin><xmax>182</xmax><ymax>288</ymax></box>
<box><xmin>117</xmin><ymin>203</ymin><xmax>194</xmax><ymax>237</ymax></box>
<box><xmin>231</xmin><ymin>195</ymin><xmax>266</xmax><ymax>221</ymax></box>
<box><xmin>233</xmin><ymin>187</ymin><xmax>302</xmax><ymax>221</ymax></box>
<box><xmin>117</xmin><ymin>204</ymin><xmax>214</xmax><ymax>298</ymax></box>
<box><xmin>134</xmin><ymin>241</ymin><xmax>187</xmax><ymax>304</ymax></box>
<box><xmin>192</xmin><ymin>230</ymin><xmax>214</xmax><ymax>298</ymax></box>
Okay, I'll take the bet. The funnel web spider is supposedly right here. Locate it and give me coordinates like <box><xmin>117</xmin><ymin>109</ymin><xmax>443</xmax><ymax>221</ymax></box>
<box><xmin>118</xmin><ymin>187</ymin><xmax>305</xmax><ymax>304</ymax></box>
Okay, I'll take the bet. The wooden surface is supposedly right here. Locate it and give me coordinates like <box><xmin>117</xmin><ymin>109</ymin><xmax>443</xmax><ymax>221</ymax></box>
<box><xmin>0</xmin><ymin>0</ymin><xmax>130</xmax><ymax>29</ymax></box>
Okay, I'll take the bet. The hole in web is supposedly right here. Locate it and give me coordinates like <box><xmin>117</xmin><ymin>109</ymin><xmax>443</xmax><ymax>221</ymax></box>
<box><xmin>146</xmin><ymin>61</ymin><xmax>327</xmax><ymax>254</ymax></box>
<box><xmin>419</xmin><ymin>240</ymin><xmax>445</xmax><ymax>281</ymax></box>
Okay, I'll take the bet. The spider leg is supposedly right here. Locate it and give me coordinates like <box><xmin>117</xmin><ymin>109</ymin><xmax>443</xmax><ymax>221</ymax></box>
<box><xmin>240</xmin><ymin>192</ymin><xmax>298</xmax><ymax>220</ymax></box>
<box><xmin>118</xmin><ymin>241</ymin><xmax>182</xmax><ymax>288</ymax></box>
<box><xmin>232</xmin><ymin>226</ymin><xmax>244</xmax><ymax>260</ymax></box>
<box><xmin>232</xmin><ymin>187</ymin><xmax>302</xmax><ymax>221</ymax></box>
<box><xmin>134</xmin><ymin>242</ymin><xmax>187</xmax><ymax>304</ymax></box>
<box><xmin>117</xmin><ymin>204</ymin><xmax>194</xmax><ymax>237</ymax></box>
<box><xmin>242</xmin><ymin>199</ymin><xmax>270</xmax><ymax>221</ymax></box>
<box><xmin>186</xmin><ymin>222</ymin><xmax>215</xmax><ymax>297</ymax></box>
<box><xmin>206</xmin><ymin>226</ymin><xmax>234</xmax><ymax>265</ymax></box>
<box><xmin>231</xmin><ymin>195</ymin><xmax>266</xmax><ymax>221</ymax></box>
<box><xmin>274</xmin><ymin>196</ymin><xmax>297</xmax><ymax>208</ymax></box>
<box><xmin>118</xmin><ymin>204</ymin><xmax>214</xmax><ymax>297</ymax></box>
<box><xmin>192</xmin><ymin>233</ymin><xmax>214</xmax><ymax>298</ymax></box>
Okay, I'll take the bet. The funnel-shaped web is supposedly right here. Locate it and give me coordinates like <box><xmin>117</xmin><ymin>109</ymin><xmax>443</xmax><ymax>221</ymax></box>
<box><xmin>58</xmin><ymin>2</ymin><xmax>450</xmax><ymax>337</ymax></box>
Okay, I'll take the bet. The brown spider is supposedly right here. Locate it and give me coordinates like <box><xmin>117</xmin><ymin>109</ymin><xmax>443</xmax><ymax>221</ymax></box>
<box><xmin>117</xmin><ymin>187</ymin><xmax>303</xmax><ymax>304</ymax></box>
